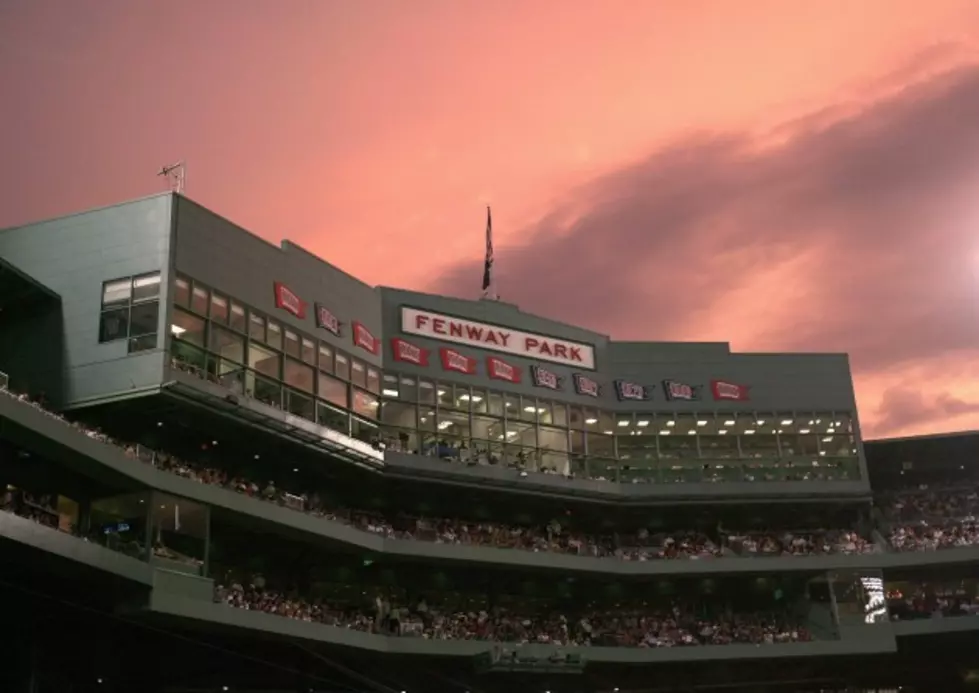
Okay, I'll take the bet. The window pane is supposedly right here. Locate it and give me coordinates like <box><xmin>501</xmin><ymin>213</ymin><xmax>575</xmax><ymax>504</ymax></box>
<box><xmin>229</xmin><ymin>302</ymin><xmax>246</xmax><ymax>332</ymax></box>
<box><xmin>209</xmin><ymin>325</ymin><xmax>245</xmax><ymax>364</ymax></box>
<box><xmin>335</xmin><ymin>352</ymin><xmax>350</xmax><ymax>381</ymax></box>
<box><xmin>210</xmin><ymin>293</ymin><xmax>229</xmax><ymax>323</ymax></box>
<box><xmin>249</xmin><ymin>313</ymin><xmax>265</xmax><ymax>341</ymax></box>
<box><xmin>99</xmin><ymin>308</ymin><xmax>129</xmax><ymax>343</ymax></box>
<box><xmin>129</xmin><ymin>300</ymin><xmax>159</xmax><ymax>337</ymax></box>
<box><xmin>266</xmin><ymin>321</ymin><xmax>283</xmax><ymax>351</ymax></box>
<box><xmin>366</xmin><ymin>368</ymin><xmax>381</xmax><ymax>394</ymax></box>
<box><xmin>174</xmin><ymin>277</ymin><xmax>191</xmax><ymax>307</ymax></box>
<box><xmin>381</xmin><ymin>400</ymin><xmax>415</xmax><ymax>427</ymax></box>
<box><xmin>352</xmin><ymin>388</ymin><xmax>379</xmax><ymax>419</ymax></box>
<box><xmin>171</xmin><ymin>308</ymin><xmax>205</xmax><ymax>347</ymax></box>
<box><xmin>284</xmin><ymin>358</ymin><xmax>314</xmax><ymax>393</ymax></box>
<box><xmin>129</xmin><ymin>333</ymin><xmax>158</xmax><ymax>353</ymax></box>
<box><xmin>351</xmin><ymin>360</ymin><xmax>366</xmax><ymax>388</ymax></box>
<box><xmin>318</xmin><ymin>344</ymin><xmax>334</xmax><ymax>373</ymax></box>
<box><xmin>318</xmin><ymin>372</ymin><xmax>348</xmax><ymax>408</ymax></box>
<box><xmin>102</xmin><ymin>279</ymin><xmax>131</xmax><ymax>309</ymax></box>
<box><xmin>248</xmin><ymin>342</ymin><xmax>280</xmax><ymax>379</ymax></box>
<box><xmin>284</xmin><ymin>330</ymin><xmax>301</xmax><ymax>358</ymax></box>
<box><xmin>132</xmin><ymin>272</ymin><xmax>161</xmax><ymax>302</ymax></box>
<box><xmin>301</xmin><ymin>338</ymin><xmax>316</xmax><ymax>366</ymax></box>
<box><xmin>190</xmin><ymin>286</ymin><xmax>208</xmax><ymax>315</ymax></box>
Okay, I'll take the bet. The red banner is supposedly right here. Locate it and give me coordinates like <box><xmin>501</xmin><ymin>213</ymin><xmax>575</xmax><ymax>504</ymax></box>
<box><xmin>273</xmin><ymin>282</ymin><xmax>307</xmax><ymax>319</ymax></box>
<box><xmin>440</xmin><ymin>347</ymin><xmax>477</xmax><ymax>375</ymax></box>
<box><xmin>391</xmin><ymin>338</ymin><xmax>430</xmax><ymax>366</ymax></box>
<box><xmin>352</xmin><ymin>321</ymin><xmax>380</xmax><ymax>354</ymax></box>
<box><xmin>486</xmin><ymin>356</ymin><xmax>522</xmax><ymax>383</ymax></box>
<box><xmin>710</xmin><ymin>379</ymin><xmax>750</xmax><ymax>401</ymax></box>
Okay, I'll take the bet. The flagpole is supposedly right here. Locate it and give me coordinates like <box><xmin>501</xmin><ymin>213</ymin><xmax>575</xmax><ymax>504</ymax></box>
<box><xmin>481</xmin><ymin>205</ymin><xmax>498</xmax><ymax>301</ymax></box>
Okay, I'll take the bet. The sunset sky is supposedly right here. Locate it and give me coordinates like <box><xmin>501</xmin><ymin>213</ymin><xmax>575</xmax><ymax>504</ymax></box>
<box><xmin>3</xmin><ymin>0</ymin><xmax>979</xmax><ymax>439</ymax></box>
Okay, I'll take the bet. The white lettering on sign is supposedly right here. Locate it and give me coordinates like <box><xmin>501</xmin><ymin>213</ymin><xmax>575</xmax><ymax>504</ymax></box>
<box><xmin>401</xmin><ymin>307</ymin><xmax>596</xmax><ymax>370</ymax></box>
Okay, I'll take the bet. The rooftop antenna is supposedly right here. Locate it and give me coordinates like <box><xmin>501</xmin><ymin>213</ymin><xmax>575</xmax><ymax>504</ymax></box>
<box><xmin>158</xmin><ymin>161</ymin><xmax>186</xmax><ymax>194</ymax></box>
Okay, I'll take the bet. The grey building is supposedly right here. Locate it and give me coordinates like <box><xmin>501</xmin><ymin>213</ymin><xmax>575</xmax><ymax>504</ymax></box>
<box><xmin>0</xmin><ymin>193</ymin><xmax>868</xmax><ymax>487</ymax></box>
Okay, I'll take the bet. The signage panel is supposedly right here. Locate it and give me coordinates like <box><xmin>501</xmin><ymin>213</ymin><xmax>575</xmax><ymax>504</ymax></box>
<box><xmin>615</xmin><ymin>380</ymin><xmax>651</xmax><ymax>401</ymax></box>
<box><xmin>273</xmin><ymin>282</ymin><xmax>307</xmax><ymax>319</ymax></box>
<box><xmin>352</xmin><ymin>321</ymin><xmax>380</xmax><ymax>354</ymax></box>
<box><xmin>315</xmin><ymin>303</ymin><xmax>341</xmax><ymax>336</ymax></box>
<box><xmin>440</xmin><ymin>347</ymin><xmax>477</xmax><ymax>375</ymax></box>
<box><xmin>401</xmin><ymin>307</ymin><xmax>596</xmax><ymax>370</ymax></box>
<box><xmin>663</xmin><ymin>379</ymin><xmax>702</xmax><ymax>401</ymax></box>
<box><xmin>487</xmin><ymin>356</ymin><xmax>522</xmax><ymax>383</ymax></box>
<box><xmin>711</xmin><ymin>379</ymin><xmax>751</xmax><ymax>401</ymax></box>
<box><xmin>573</xmin><ymin>374</ymin><xmax>601</xmax><ymax>397</ymax></box>
<box><xmin>391</xmin><ymin>338</ymin><xmax>429</xmax><ymax>366</ymax></box>
<box><xmin>531</xmin><ymin>365</ymin><xmax>563</xmax><ymax>390</ymax></box>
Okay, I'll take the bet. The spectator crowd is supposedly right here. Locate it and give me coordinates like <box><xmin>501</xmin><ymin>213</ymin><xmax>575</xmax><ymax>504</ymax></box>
<box><xmin>214</xmin><ymin>580</ymin><xmax>811</xmax><ymax>647</ymax></box>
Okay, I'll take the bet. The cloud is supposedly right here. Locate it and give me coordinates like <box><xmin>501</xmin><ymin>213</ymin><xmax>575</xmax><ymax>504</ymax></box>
<box><xmin>429</xmin><ymin>57</ymin><xmax>979</xmax><ymax>437</ymax></box>
<box><xmin>874</xmin><ymin>387</ymin><xmax>979</xmax><ymax>435</ymax></box>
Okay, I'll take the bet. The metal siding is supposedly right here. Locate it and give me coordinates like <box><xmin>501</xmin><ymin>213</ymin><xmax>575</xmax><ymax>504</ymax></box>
<box><xmin>0</xmin><ymin>195</ymin><xmax>172</xmax><ymax>405</ymax></box>
<box><xmin>172</xmin><ymin>197</ymin><xmax>382</xmax><ymax>367</ymax></box>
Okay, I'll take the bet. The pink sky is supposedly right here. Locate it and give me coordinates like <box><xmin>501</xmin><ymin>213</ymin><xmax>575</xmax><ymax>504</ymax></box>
<box><xmin>3</xmin><ymin>0</ymin><xmax>979</xmax><ymax>438</ymax></box>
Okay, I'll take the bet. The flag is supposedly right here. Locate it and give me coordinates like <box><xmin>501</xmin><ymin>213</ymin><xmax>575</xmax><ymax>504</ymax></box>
<box><xmin>481</xmin><ymin>206</ymin><xmax>496</xmax><ymax>299</ymax></box>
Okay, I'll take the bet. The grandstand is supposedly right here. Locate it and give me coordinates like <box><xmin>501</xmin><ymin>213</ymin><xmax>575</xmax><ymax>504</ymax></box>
<box><xmin>0</xmin><ymin>194</ymin><xmax>976</xmax><ymax>693</ymax></box>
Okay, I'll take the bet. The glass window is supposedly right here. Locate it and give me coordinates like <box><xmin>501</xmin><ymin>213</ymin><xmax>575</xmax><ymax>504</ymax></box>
<box><xmin>248</xmin><ymin>342</ymin><xmax>280</xmax><ymax>379</ymax></box>
<box><xmin>381</xmin><ymin>374</ymin><xmax>400</xmax><ymax>398</ymax></box>
<box><xmin>266</xmin><ymin>321</ymin><xmax>283</xmax><ymax>351</ymax></box>
<box><xmin>318</xmin><ymin>344</ymin><xmax>334</xmax><ymax>373</ymax></box>
<box><xmin>190</xmin><ymin>286</ymin><xmax>208</xmax><ymax>315</ymax></box>
<box><xmin>351</xmin><ymin>416</ymin><xmax>377</xmax><ymax>443</ymax></box>
<box><xmin>581</xmin><ymin>408</ymin><xmax>598</xmax><ymax>430</ymax></box>
<box><xmin>487</xmin><ymin>391</ymin><xmax>504</xmax><ymax>417</ymax></box>
<box><xmin>351</xmin><ymin>360</ymin><xmax>367</xmax><ymax>388</ymax></box>
<box><xmin>318</xmin><ymin>372</ymin><xmax>348</xmax><ymax>409</ymax></box>
<box><xmin>352</xmin><ymin>389</ymin><xmax>379</xmax><ymax>419</ymax></box>
<box><xmin>129</xmin><ymin>301</ymin><xmax>159</xmax><ymax>337</ymax></box>
<box><xmin>132</xmin><ymin>273</ymin><xmax>161</xmax><ymax>303</ymax></box>
<box><xmin>399</xmin><ymin>376</ymin><xmax>417</xmax><ymax>402</ymax></box>
<box><xmin>249</xmin><ymin>313</ymin><xmax>265</xmax><ymax>342</ymax></box>
<box><xmin>551</xmin><ymin>401</ymin><xmax>568</xmax><ymax>427</ymax></box>
<box><xmin>381</xmin><ymin>400</ymin><xmax>415</xmax><ymax>428</ymax></box>
<box><xmin>438</xmin><ymin>409</ymin><xmax>470</xmax><ymax>439</ymax></box>
<box><xmin>301</xmin><ymin>338</ymin><xmax>316</xmax><ymax>366</ymax></box>
<box><xmin>520</xmin><ymin>397</ymin><xmax>539</xmax><ymax>422</ymax></box>
<box><xmin>129</xmin><ymin>334</ymin><xmax>158</xmax><ymax>353</ymax></box>
<box><xmin>335</xmin><ymin>352</ymin><xmax>350</xmax><ymax>381</ymax></box>
<box><xmin>455</xmin><ymin>385</ymin><xmax>474</xmax><ymax>411</ymax></box>
<box><xmin>99</xmin><ymin>309</ymin><xmax>129</xmax><ymax>343</ymax></box>
<box><xmin>597</xmin><ymin>409</ymin><xmax>615</xmax><ymax>433</ymax></box>
<box><xmin>174</xmin><ymin>277</ymin><xmax>191</xmax><ymax>307</ymax></box>
<box><xmin>210</xmin><ymin>293</ymin><xmax>229</xmax><ymax>323</ymax></box>
<box><xmin>586</xmin><ymin>432</ymin><xmax>615</xmax><ymax>458</ymax></box>
<box><xmin>208</xmin><ymin>325</ymin><xmax>245</xmax><ymax>363</ymax></box>
<box><xmin>470</xmin><ymin>388</ymin><xmax>488</xmax><ymax>414</ymax></box>
<box><xmin>171</xmin><ymin>308</ymin><xmax>205</xmax><ymax>347</ymax></box>
<box><xmin>570</xmin><ymin>406</ymin><xmax>586</xmax><ymax>429</ymax></box>
<box><xmin>658</xmin><ymin>413</ymin><xmax>699</xmax><ymax>459</ymax></box>
<box><xmin>284</xmin><ymin>330</ymin><xmax>301</xmax><ymax>359</ymax></box>
<box><xmin>505</xmin><ymin>415</ymin><xmax>535</xmax><ymax>448</ymax></box>
<box><xmin>287</xmin><ymin>389</ymin><xmax>315</xmax><ymax>421</ymax></box>
<box><xmin>418</xmin><ymin>379</ymin><xmax>436</xmax><ymax>404</ymax></box>
<box><xmin>366</xmin><ymin>368</ymin><xmax>380</xmax><ymax>394</ymax></box>
<box><xmin>472</xmin><ymin>414</ymin><xmax>503</xmax><ymax>442</ymax></box>
<box><xmin>436</xmin><ymin>384</ymin><xmax>454</xmax><ymax>409</ymax></box>
<box><xmin>538</xmin><ymin>425</ymin><xmax>569</xmax><ymax>462</ymax></box>
<box><xmin>698</xmin><ymin>414</ymin><xmax>740</xmax><ymax>459</ymax></box>
<box><xmin>742</xmin><ymin>413</ymin><xmax>780</xmax><ymax>458</ymax></box>
<box><xmin>102</xmin><ymin>278</ymin><xmax>132</xmax><ymax>309</ymax></box>
<box><xmin>503</xmin><ymin>393</ymin><xmax>519</xmax><ymax>416</ymax></box>
<box><xmin>229</xmin><ymin>302</ymin><xmax>246</xmax><ymax>332</ymax></box>
<box><xmin>284</xmin><ymin>358</ymin><xmax>314</xmax><ymax>393</ymax></box>
<box><xmin>318</xmin><ymin>402</ymin><xmax>348</xmax><ymax>433</ymax></box>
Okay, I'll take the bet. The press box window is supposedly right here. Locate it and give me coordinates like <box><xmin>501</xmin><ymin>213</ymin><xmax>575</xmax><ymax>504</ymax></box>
<box><xmin>99</xmin><ymin>272</ymin><xmax>161</xmax><ymax>353</ymax></box>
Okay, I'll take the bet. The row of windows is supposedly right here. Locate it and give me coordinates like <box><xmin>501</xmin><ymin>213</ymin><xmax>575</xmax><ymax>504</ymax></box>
<box><xmin>173</xmin><ymin>276</ymin><xmax>381</xmax><ymax>392</ymax></box>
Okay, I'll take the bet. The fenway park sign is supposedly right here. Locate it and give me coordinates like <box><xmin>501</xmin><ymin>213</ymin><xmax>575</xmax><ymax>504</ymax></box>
<box><xmin>400</xmin><ymin>307</ymin><xmax>596</xmax><ymax>370</ymax></box>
